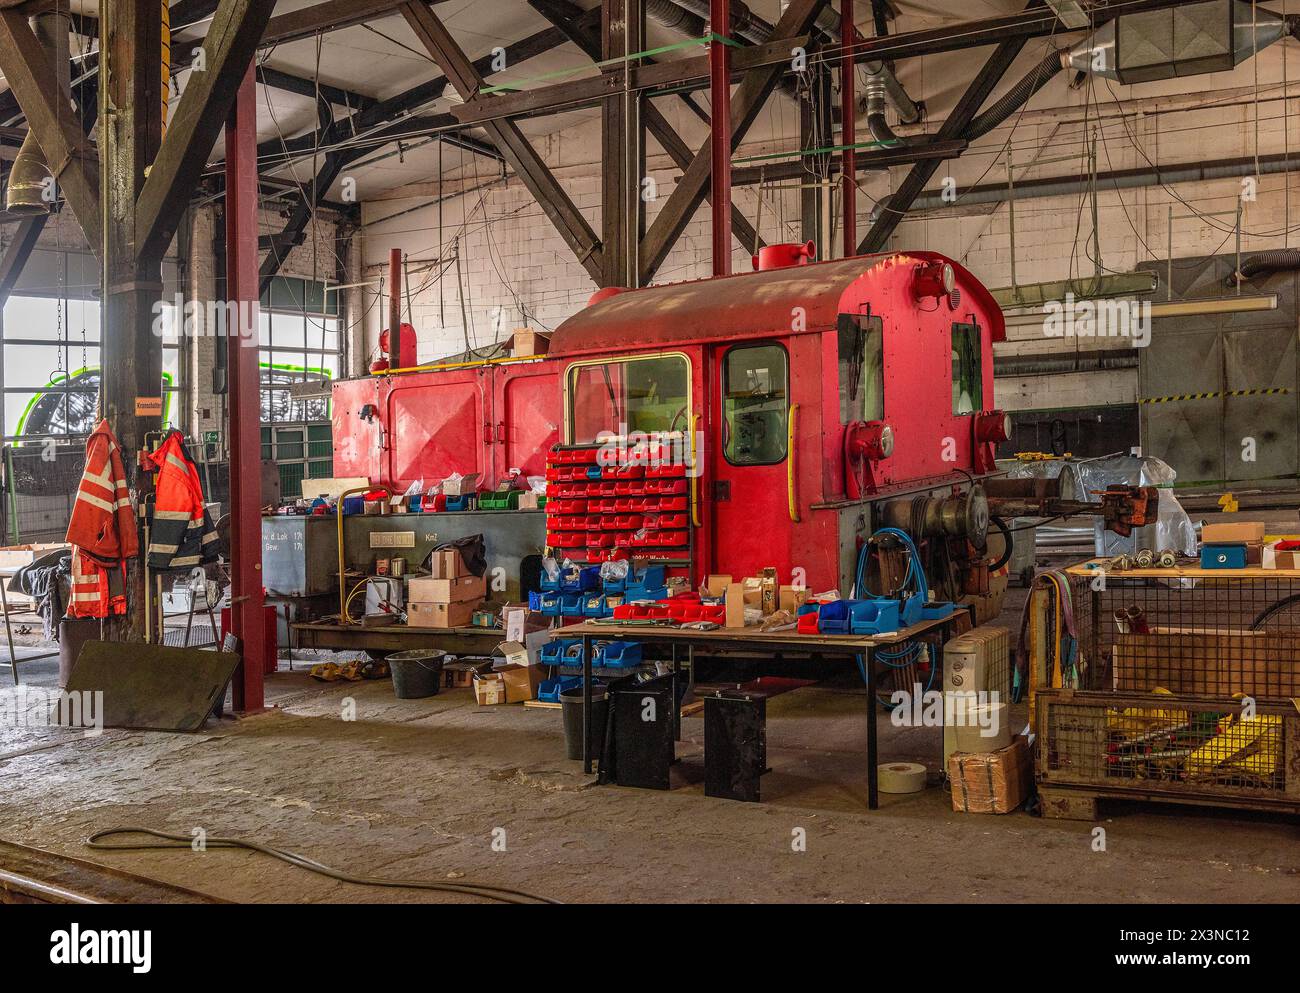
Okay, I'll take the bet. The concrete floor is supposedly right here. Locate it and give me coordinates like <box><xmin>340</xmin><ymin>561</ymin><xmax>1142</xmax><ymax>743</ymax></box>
<box><xmin>2</xmin><ymin>613</ymin><xmax>1298</xmax><ymax>904</ymax></box>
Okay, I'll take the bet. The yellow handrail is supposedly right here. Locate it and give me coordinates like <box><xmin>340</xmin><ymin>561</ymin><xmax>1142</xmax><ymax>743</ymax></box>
<box><xmin>690</xmin><ymin>413</ymin><xmax>701</xmax><ymax>528</ymax></box>
<box><xmin>787</xmin><ymin>404</ymin><xmax>800</xmax><ymax>523</ymax></box>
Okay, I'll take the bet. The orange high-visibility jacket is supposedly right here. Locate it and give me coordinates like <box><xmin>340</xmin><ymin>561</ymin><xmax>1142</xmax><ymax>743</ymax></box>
<box><xmin>147</xmin><ymin>431</ymin><xmax>219</xmax><ymax>570</ymax></box>
<box><xmin>65</xmin><ymin>420</ymin><xmax>137</xmax><ymax>618</ymax></box>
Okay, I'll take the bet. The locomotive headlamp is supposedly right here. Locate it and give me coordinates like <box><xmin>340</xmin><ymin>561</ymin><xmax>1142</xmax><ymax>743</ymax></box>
<box><xmin>913</xmin><ymin>261</ymin><xmax>955</xmax><ymax>300</ymax></box>
<box><xmin>975</xmin><ymin>409</ymin><xmax>1012</xmax><ymax>444</ymax></box>
<box><xmin>844</xmin><ymin>420</ymin><xmax>893</xmax><ymax>499</ymax></box>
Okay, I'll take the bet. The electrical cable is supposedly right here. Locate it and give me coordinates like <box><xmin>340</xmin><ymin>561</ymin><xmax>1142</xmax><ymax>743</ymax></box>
<box><xmin>86</xmin><ymin>827</ymin><xmax>559</xmax><ymax>905</ymax></box>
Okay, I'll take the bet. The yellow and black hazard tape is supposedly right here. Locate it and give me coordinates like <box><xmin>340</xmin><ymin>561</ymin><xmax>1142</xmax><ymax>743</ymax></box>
<box><xmin>1139</xmin><ymin>387</ymin><xmax>1291</xmax><ymax>405</ymax></box>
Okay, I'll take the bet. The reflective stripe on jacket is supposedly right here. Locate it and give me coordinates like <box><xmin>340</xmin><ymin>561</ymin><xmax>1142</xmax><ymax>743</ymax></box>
<box><xmin>147</xmin><ymin>431</ymin><xmax>219</xmax><ymax>570</ymax></box>
<box><xmin>67</xmin><ymin>547</ymin><xmax>127</xmax><ymax>619</ymax></box>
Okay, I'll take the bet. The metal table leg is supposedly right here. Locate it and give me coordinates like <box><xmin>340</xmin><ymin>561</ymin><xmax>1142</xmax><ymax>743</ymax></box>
<box><xmin>0</xmin><ymin>574</ymin><xmax>16</xmax><ymax>685</ymax></box>
<box><xmin>864</xmin><ymin>647</ymin><xmax>878</xmax><ymax>810</ymax></box>
<box><xmin>581</xmin><ymin>633</ymin><xmax>594</xmax><ymax>774</ymax></box>
<box><xmin>671</xmin><ymin>644</ymin><xmax>681</xmax><ymax>742</ymax></box>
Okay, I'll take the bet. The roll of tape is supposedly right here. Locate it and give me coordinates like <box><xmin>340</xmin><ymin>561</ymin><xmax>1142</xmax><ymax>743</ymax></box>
<box><xmin>877</xmin><ymin>761</ymin><xmax>927</xmax><ymax>794</ymax></box>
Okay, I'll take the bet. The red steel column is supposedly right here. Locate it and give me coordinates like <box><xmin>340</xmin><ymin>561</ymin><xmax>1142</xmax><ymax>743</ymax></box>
<box><xmin>709</xmin><ymin>0</ymin><xmax>732</xmax><ymax>276</ymax></box>
<box><xmin>225</xmin><ymin>65</ymin><xmax>267</xmax><ymax>712</ymax></box>
<box><xmin>388</xmin><ymin>248</ymin><xmax>402</xmax><ymax>368</ymax></box>
<box><xmin>841</xmin><ymin>1</ymin><xmax>857</xmax><ymax>257</ymax></box>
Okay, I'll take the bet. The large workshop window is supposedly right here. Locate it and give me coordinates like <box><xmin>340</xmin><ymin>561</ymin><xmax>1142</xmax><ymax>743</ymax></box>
<box><xmin>259</xmin><ymin>277</ymin><xmax>343</xmax><ymax>499</ymax></box>
<box><xmin>258</xmin><ymin>276</ymin><xmax>342</xmax><ymax>425</ymax></box>
<box><xmin>567</xmin><ymin>354</ymin><xmax>690</xmax><ymax>444</ymax></box>
<box><xmin>951</xmin><ymin>321</ymin><xmax>983</xmax><ymax>415</ymax></box>
<box><xmin>1</xmin><ymin>251</ymin><xmax>180</xmax><ymax>443</ymax></box>
<box><xmin>722</xmin><ymin>343</ymin><xmax>788</xmax><ymax>465</ymax></box>
<box><xmin>838</xmin><ymin>312</ymin><xmax>883</xmax><ymax>424</ymax></box>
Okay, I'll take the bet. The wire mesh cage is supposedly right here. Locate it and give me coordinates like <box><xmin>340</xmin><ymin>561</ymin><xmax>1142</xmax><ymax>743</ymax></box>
<box><xmin>1037</xmin><ymin>690</ymin><xmax>1298</xmax><ymax>802</ymax></box>
<box><xmin>1069</xmin><ymin>571</ymin><xmax>1300</xmax><ymax>700</ymax></box>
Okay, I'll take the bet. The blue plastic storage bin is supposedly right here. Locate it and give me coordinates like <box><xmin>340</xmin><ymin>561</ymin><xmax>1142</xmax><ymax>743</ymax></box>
<box><xmin>582</xmin><ymin>594</ymin><xmax>612</xmax><ymax>618</ymax></box>
<box><xmin>538</xmin><ymin>675</ymin><xmax>586</xmax><ymax>703</ymax></box>
<box><xmin>597</xmin><ymin>641</ymin><xmax>643</xmax><ymax>668</ymax></box>
<box><xmin>1201</xmin><ymin>543</ymin><xmax>1246</xmax><ymax>569</ymax></box>
<box><xmin>899</xmin><ymin>595</ymin><xmax>924</xmax><ymax>627</ymax></box>
<box><xmin>560</xmin><ymin>593</ymin><xmax>585</xmax><ymax>617</ymax></box>
<box><xmin>818</xmin><ymin>600</ymin><xmax>853</xmax><ymax>634</ymax></box>
<box><xmin>920</xmin><ymin>601</ymin><xmax>954</xmax><ymax>621</ymax></box>
<box><xmin>849</xmin><ymin>599</ymin><xmax>901</xmax><ymax>635</ymax></box>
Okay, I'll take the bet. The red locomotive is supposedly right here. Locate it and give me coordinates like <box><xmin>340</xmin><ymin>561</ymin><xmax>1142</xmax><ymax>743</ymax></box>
<box><xmin>333</xmin><ymin>248</ymin><xmax>1014</xmax><ymax>595</ymax></box>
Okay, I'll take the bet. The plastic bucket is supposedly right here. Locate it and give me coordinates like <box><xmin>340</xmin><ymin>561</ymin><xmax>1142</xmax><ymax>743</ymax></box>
<box><xmin>560</xmin><ymin>685</ymin><xmax>608</xmax><ymax>761</ymax></box>
<box><xmin>388</xmin><ymin>649</ymin><xmax>446</xmax><ymax>699</ymax></box>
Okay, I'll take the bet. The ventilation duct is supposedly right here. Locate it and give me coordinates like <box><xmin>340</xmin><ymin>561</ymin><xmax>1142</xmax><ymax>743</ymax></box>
<box><xmin>5</xmin><ymin>11</ymin><xmax>71</xmax><ymax>215</ymax></box>
<box><xmin>1068</xmin><ymin>1</ymin><xmax>1290</xmax><ymax>84</ymax></box>
<box><xmin>656</xmin><ymin>0</ymin><xmax>920</xmax><ymax>125</ymax></box>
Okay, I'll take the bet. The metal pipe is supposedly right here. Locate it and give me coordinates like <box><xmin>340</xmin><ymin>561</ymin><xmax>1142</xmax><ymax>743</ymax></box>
<box><xmin>388</xmin><ymin>248</ymin><xmax>402</xmax><ymax>369</ymax></box>
<box><xmin>709</xmin><ymin>0</ymin><xmax>732</xmax><ymax>276</ymax></box>
<box><xmin>900</xmin><ymin>151</ymin><xmax>1300</xmax><ymax>214</ymax></box>
<box><xmin>840</xmin><ymin>1</ymin><xmax>856</xmax><ymax>255</ymax></box>
<box><xmin>863</xmin><ymin>70</ymin><xmax>899</xmax><ymax>144</ymax></box>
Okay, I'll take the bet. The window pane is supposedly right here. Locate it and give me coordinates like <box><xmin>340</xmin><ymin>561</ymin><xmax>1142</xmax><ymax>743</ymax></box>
<box><xmin>568</xmin><ymin>356</ymin><xmax>689</xmax><ymax>444</ymax></box>
<box><xmin>4</xmin><ymin>344</ymin><xmax>66</xmax><ymax>387</ymax></box>
<box><xmin>723</xmin><ymin>344</ymin><xmax>788</xmax><ymax>465</ymax></box>
<box><xmin>838</xmin><ymin>313</ymin><xmax>884</xmax><ymax>424</ymax></box>
<box><xmin>3</xmin><ymin>296</ymin><xmax>60</xmax><ymax>340</ymax></box>
<box><xmin>951</xmin><ymin>322</ymin><xmax>982</xmax><ymax>415</ymax></box>
<box><xmin>271</xmin><ymin>312</ymin><xmax>307</xmax><ymax>352</ymax></box>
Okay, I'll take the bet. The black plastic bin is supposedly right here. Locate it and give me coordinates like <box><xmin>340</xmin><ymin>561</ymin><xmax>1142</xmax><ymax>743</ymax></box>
<box><xmin>561</xmin><ymin>684</ymin><xmax>608</xmax><ymax>760</ymax></box>
<box><xmin>389</xmin><ymin>649</ymin><xmax>446</xmax><ymax>698</ymax></box>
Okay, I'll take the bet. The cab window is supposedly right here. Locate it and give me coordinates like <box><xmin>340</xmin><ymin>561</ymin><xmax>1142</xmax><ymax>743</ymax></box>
<box><xmin>951</xmin><ymin>321</ymin><xmax>982</xmax><ymax>415</ymax></box>
<box><xmin>838</xmin><ymin>312</ymin><xmax>883</xmax><ymax>424</ymax></box>
<box><xmin>723</xmin><ymin>343</ymin><xmax>788</xmax><ymax>465</ymax></box>
<box><xmin>567</xmin><ymin>355</ymin><xmax>690</xmax><ymax>443</ymax></box>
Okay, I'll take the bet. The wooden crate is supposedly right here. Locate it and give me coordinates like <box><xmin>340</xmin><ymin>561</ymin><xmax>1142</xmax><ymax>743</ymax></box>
<box><xmin>1035</xmin><ymin>689</ymin><xmax>1300</xmax><ymax>818</ymax></box>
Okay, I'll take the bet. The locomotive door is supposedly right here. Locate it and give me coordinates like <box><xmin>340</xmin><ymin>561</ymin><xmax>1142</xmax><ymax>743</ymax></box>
<box><xmin>384</xmin><ymin>368</ymin><xmax>489</xmax><ymax>488</ymax></box>
<box><xmin>709</xmin><ymin>340</ymin><xmax>794</xmax><ymax>578</ymax></box>
<box><xmin>490</xmin><ymin>362</ymin><xmax>561</xmax><ymax>483</ymax></box>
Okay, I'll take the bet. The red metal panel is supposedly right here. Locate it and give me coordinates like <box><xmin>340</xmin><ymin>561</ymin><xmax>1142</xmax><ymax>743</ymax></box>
<box><xmin>385</xmin><ymin>370</ymin><xmax>488</xmax><ymax>488</ymax></box>
<box><xmin>331</xmin><ymin>376</ymin><xmax>384</xmax><ymax>481</ymax></box>
<box><xmin>224</xmin><ymin>66</ymin><xmax>266</xmax><ymax>712</ymax></box>
<box><xmin>494</xmin><ymin>363</ymin><xmax>561</xmax><ymax>480</ymax></box>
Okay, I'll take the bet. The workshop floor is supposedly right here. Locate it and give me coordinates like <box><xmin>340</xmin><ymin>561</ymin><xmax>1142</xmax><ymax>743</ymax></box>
<box><xmin>1</xmin><ymin>595</ymin><xmax>1297</xmax><ymax>904</ymax></box>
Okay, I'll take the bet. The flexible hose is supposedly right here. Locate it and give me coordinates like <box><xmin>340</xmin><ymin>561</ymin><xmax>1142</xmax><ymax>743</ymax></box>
<box><xmin>86</xmin><ymin>827</ymin><xmax>560</xmax><ymax>905</ymax></box>
<box><xmin>1225</xmin><ymin>248</ymin><xmax>1300</xmax><ymax>287</ymax></box>
<box><xmin>987</xmin><ymin>516</ymin><xmax>1013</xmax><ymax>572</ymax></box>
<box><xmin>967</xmin><ymin>49</ymin><xmax>1065</xmax><ymax>141</ymax></box>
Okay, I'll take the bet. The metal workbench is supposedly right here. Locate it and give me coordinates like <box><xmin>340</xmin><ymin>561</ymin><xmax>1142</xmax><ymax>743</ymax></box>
<box><xmin>291</xmin><ymin>621</ymin><xmax>506</xmax><ymax>656</ymax></box>
<box><xmin>556</xmin><ymin>612</ymin><xmax>963</xmax><ymax>809</ymax></box>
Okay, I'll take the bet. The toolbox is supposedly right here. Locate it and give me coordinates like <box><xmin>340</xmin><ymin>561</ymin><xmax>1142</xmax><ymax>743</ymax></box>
<box><xmin>1201</xmin><ymin>542</ymin><xmax>1247</xmax><ymax>569</ymax></box>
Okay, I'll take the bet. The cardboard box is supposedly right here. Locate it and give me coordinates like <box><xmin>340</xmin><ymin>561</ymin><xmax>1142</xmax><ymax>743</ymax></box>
<box><xmin>473</xmin><ymin>670</ymin><xmax>509</xmax><ymax>705</ymax></box>
<box><xmin>949</xmin><ymin>735</ymin><xmax>1032</xmax><ymax>814</ymax></box>
<box><xmin>444</xmin><ymin>659</ymin><xmax>490</xmax><ymax>689</ymax></box>
<box><xmin>725</xmin><ymin>582</ymin><xmax>747</xmax><ymax>628</ymax></box>
<box><xmin>518</xmin><ymin>492</ymin><xmax>542</xmax><ymax>510</ymax></box>
<box><xmin>704</xmin><ymin>574</ymin><xmax>733</xmax><ymax>598</ymax></box>
<box><xmin>501</xmin><ymin>663</ymin><xmax>544</xmax><ymax>703</ymax></box>
<box><xmin>1272</xmin><ymin>548</ymin><xmax>1300</xmax><ymax>570</ymax></box>
<box><xmin>427</xmin><ymin>548</ymin><xmax>466</xmax><ymax>579</ymax></box>
<box><xmin>441</xmin><ymin>473</ymin><xmax>481</xmax><ymax>497</ymax></box>
<box><xmin>779</xmin><ymin>585</ymin><xmax>809</xmax><ymax>613</ymax></box>
<box><xmin>408</xmin><ymin>574</ymin><xmax>486</xmax><ymax>603</ymax></box>
<box><xmin>407</xmin><ymin>599</ymin><xmax>479</xmax><ymax>629</ymax></box>
<box><xmin>511</xmin><ymin>328</ymin><xmax>551</xmax><ymax>357</ymax></box>
<box><xmin>1202</xmin><ymin>521</ymin><xmax>1266</xmax><ymax>544</ymax></box>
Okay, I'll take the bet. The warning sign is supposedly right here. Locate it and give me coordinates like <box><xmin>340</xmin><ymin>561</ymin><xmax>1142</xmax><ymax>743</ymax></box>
<box><xmin>135</xmin><ymin>397</ymin><xmax>164</xmax><ymax>416</ymax></box>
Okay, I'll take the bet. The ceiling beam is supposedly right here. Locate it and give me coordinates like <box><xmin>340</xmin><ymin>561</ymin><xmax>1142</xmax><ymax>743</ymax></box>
<box><xmin>0</xmin><ymin>10</ymin><xmax>101</xmax><ymax>251</ymax></box>
<box><xmin>0</xmin><ymin>213</ymin><xmax>45</xmax><ymax>308</ymax></box>
<box><xmin>637</xmin><ymin>0</ymin><xmax>829</xmax><ymax>285</ymax></box>
<box><xmin>857</xmin><ymin>0</ymin><xmax>1043</xmax><ymax>254</ymax></box>
<box><xmin>137</xmin><ymin>0</ymin><xmax>276</xmax><ymax>261</ymax></box>
<box><xmin>401</xmin><ymin>0</ymin><xmax>604</xmax><ymax>282</ymax></box>
<box><xmin>529</xmin><ymin>0</ymin><xmax>765</xmax><ymax>255</ymax></box>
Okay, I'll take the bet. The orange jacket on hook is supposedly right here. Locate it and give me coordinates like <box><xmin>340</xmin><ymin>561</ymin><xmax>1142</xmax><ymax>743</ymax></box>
<box><xmin>147</xmin><ymin>431</ymin><xmax>219</xmax><ymax>570</ymax></box>
<box><xmin>65</xmin><ymin>419</ymin><xmax>137</xmax><ymax>618</ymax></box>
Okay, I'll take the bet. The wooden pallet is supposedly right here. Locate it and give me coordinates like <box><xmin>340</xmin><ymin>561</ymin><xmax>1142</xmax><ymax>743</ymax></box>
<box><xmin>1037</xmin><ymin>783</ymin><xmax>1300</xmax><ymax>821</ymax></box>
